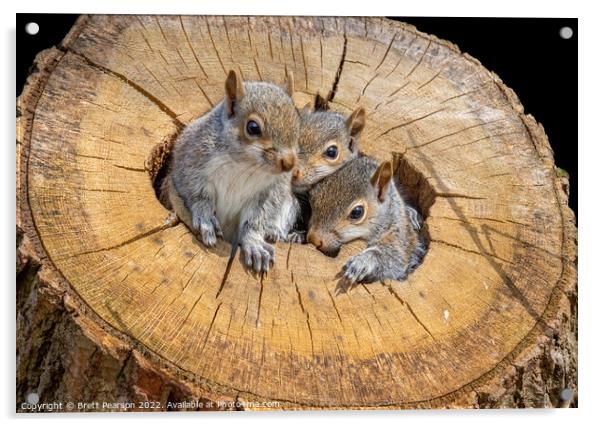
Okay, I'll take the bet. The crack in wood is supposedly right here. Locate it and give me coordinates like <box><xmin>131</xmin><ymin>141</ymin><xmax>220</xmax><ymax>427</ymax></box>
<box><xmin>181</xmin><ymin>261</ymin><xmax>203</xmax><ymax>292</ymax></box>
<box><xmin>178</xmin><ymin>16</ymin><xmax>209</xmax><ymax>79</ymax></box>
<box><xmin>378</xmin><ymin>108</ymin><xmax>446</xmax><ymax>138</ymax></box>
<box><xmin>287</xmin><ymin>25</ymin><xmax>298</xmax><ymax>67</ymax></box>
<box><xmin>327</xmin><ymin>35</ymin><xmax>348</xmax><ymax>102</ymax></box>
<box><xmin>417</xmin><ymin>69</ymin><xmax>442</xmax><ymax>91</ymax></box>
<box><xmin>285</xmin><ymin>242</ymin><xmax>293</xmax><ymax>270</ymax></box>
<box><xmin>192</xmin><ymin>79</ymin><xmax>214</xmax><ymax>107</ymax></box>
<box><xmin>72</xmin><ymin>187</ymin><xmax>128</xmax><ymax>194</ymax></box>
<box><xmin>358</xmin><ymin>73</ymin><xmax>379</xmax><ymax>102</ymax></box>
<box><xmin>246</xmin><ymin>18</ymin><xmax>257</xmax><ymax>58</ymax></box>
<box><xmin>267</xmin><ymin>32</ymin><xmax>274</xmax><ymax>61</ymax></box>
<box><xmin>299</xmin><ymin>38</ymin><xmax>309</xmax><ymax>91</ymax></box>
<box><xmin>404</xmin><ymin>40</ymin><xmax>432</xmax><ymax>80</ymax></box>
<box><xmin>433</xmin><ymin>192</ymin><xmax>486</xmax><ymax>200</ymax></box>
<box><xmin>198</xmin><ymin>302</ymin><xmax>222</xmax><ymax>355</ymax></box>
<box><xmin>387</xmin><ymin>81</ymin><xmax>411</xmax><ymax>98</ymax></box>
<box><xmin>155</xmin><ymin>16</ymin><xmax>169</xmax><ymax>44</ymax></box>
<box><xmin>63</xmin><ymin>48</ymin><xmax>184</xmax><ymax>130</ymax></box>
<box><xmin>63</xmin><ymin>221</ymin><xmax>176</xmax><ymax>260</ymax></box>
<box><xmin>325</xmin><ymin>284</ymin><xmax>344</xmax><ymax>326</ymax></box>
<box><xmin>435</xmin><ymin>131</ymin><xmax>524</xmax><ymax>154</ymax></box>
<box><xmin>222</xmin><ymin>17</ymin><xmax>235</xmax><ymax>59</ymax></box>
<box><xmin>384</xmin><ymin>54</ymin><xmax>404</xmax><ymax>79</ymax></box>
<box><xmin>141</xmin><ymin>62</ymin><xmax>171</xmax><ymax>95</ymax></box>
<box><xmin>305</xmin><ymin>312</ymin><xmax>315</xmax><ymax>357</ymax></box>
<box><xmin>204</xmin><ymin>19</ymin><xmax>228</xmax><ymax>75</ymax></box>
<box><xmin>318</xmin><ymin>37</ymin><xmax>324</xmax><ymax>89</ymax></box>
<box><xmin>112</xmin><ymin>164</ymin><xmax>146</xmax><ymax>173</ymax></box>
<box><xmin>410</xmin><ymin>119</ymin><xmax>507</xmax><ymax>150</ymax></box>
<box><xmin>292</xmin><ymin>272</ymin><xmax>306</xmax><ymax>315</ymax></box>
<box><xmin>256</xmin><ymin>274</ymin><xmax>264</xmax><ymax>327</ymax></box>
<box><xmin>72</xmin><ymin>153</ymin><xmax>114</xmax><ymax>161</ymax></box>
<box><xmin>440</xmin><ymin>89</ymin><xmax>479</xmax><ymax>104</ymax></box>
<box><xmin>384</xmin><ymin>282</ymin><xmax>434</xmax><ymax>339</ymax></box>
<box><xmin>374</xmin><ymin>32</ymin><xmax>398</xmax><ymax>72</ymax></box>
<box><xmin>215</xmin><ymin>244</ymin><xmax>237</xmax><ymax>299</ymax></box>
<box><xmin>361</xmin><ymin>284</ymin><xmax>378</xmax><ymax>304</ymax></box>
<box><xmin>433</xmin><ymin>214</ymin><xmax>529</xmax><ymax>228</ymax></box>
<box><xmin>345</xmin><ymin>59</ymin><xmax>370</xmax><ymax>67</ymax></box>
<box><xmin>135</xmin><ymin>18</ymin><xmax>155</xmax><ymax>54</ymax></box>
<box><xmin>291</xmin><ymin>272</ymin><xmax>314</xmax><ymax>356</ymax></box>
<box><xmin>182</xmin><ymin>250</ymin><xmax>201</xmax><ymax>270</ymax></box>
<box><xmin>253</xmin><ymin>57</ymin><xmax>263</xmax><ymax>81</ymax></box>
<box><xmin>430</xmin><ymin>238</ymin><xmax>513</xmax><ymax>265</ymax></box>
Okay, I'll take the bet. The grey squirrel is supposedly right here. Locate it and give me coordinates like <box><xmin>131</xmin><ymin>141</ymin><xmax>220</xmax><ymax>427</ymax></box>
<box><xmin>307</xmin><ymin>154</ymin><xmax>426</xmax><ymax>283</ymax></box>
<box><xmin>292</xmin><ymin>104</ymin><xmax>366</xmax><ymax>192</ymax></box>
<box><xmin>288</xmin><ymin>99</ymin><xmax>366</xmax><ymax>240</ymax></box>
<box><xmin>164</xmin><ymin>70</ymin><xmax>300</xmax><ymax>273</ymax></box>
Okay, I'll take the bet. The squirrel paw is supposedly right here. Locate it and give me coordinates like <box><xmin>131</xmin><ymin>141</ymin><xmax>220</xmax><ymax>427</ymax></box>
<box><xmin>241</xmin><ymin>237</ymin><xmax>275</xmax><ymax>273</ymax></box>
<box><xmin>264</xmin><ymin>229</ymin><xmax>284</xmax><ymax>243</ymax></box>
<box><xmin>192</xmin><ymin>213</ymin><xmax>223</xmax><ymax>247</ymax></box>
<box><xmin>286</xmin><ymin>230</ymin><xmax>307</xmax><ymax>244</ymax></box>
<box><xmin>342</xmin><ymin>251</ymin><xmax>378</xmax><ymax>283</ymax></box>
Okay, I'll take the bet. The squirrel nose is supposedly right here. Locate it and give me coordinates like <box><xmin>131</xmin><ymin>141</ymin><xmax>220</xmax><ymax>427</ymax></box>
<box><xmin>279</xmin><ymin>153</ymin><xmax>297</xmax><ymax>172</ymax></box>
<box><xmin>307</xmin><ymin>230</ymin><xmax>322</xmax><ymax>249</ymax></box>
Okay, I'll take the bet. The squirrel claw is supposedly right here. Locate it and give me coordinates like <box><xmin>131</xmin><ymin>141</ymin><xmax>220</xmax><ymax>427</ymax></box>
<box><xmin>241</xmin><ymin>238</ymin><xmax>275</xmax><ymax>273</ymax></box>
<box><xmin>286</xmin><ymin>230</ymin><xmax>307</xmax><ymax>244</ymax></box>
<box><xmin>211</xmin><ymin>216</ymin><xmax>223</xmax><ymax>238</ymax></box>
<box><xmin>192</xmin><ymin>213</ymin><xmax>222</xmax><ymax>247</ymax></box>
<box><xmin>343</xmin><ymin>252</ymin><xmax>376</xmax><ymax>283</ymax></box>
<box><xmin>199</xmin><ymin>224</ymin><xmax>217</xmax><ymax>247</ymax></box>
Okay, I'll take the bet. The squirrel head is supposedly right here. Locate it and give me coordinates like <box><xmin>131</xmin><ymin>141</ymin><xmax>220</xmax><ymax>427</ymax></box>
<box><xmin>222</xmin><ymin>70</ymin><xmax>299</xmax><ymax>174</ymax></box>
<box><xmin>292</xmin><ymin>106</ymin><xmax>365</xmax><ymax>191</ymax></box>
<box><xmin>307</xmin><ymin>156</ymin><xmax>394</xmax><ymax>257</ymax></box>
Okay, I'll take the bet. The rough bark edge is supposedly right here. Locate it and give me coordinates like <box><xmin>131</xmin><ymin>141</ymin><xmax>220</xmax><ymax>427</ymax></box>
<box><xmin>16</xmin><ymin>15</ymin><xmax>577</xmax><ymax>410</ymax></box>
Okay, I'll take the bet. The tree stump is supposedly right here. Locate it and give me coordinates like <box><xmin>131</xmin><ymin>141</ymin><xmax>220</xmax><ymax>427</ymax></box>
<box><xmin>17</xmin><ymin>15</ymin><xmax>577</xmax><ymax>410</ymax></box>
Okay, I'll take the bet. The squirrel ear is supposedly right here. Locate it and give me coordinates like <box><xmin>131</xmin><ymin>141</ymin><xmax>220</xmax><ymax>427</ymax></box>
<box><xmin>370</xmin><ymin>161</ymin><xmax>393</xmax><ymax>202</ymax></box>
<box><xmin>285</xmin><ymin>71</ymin><xmax>295</xmax><ymax>96</ymax></box>
<box><xmin>225</xmin><ymin>70</ymin><xmax>244</xmax><ymax>117</ymax></box>
<box><xmin>347</xmin><ymin>107</ymin><xmax>366</xmax><ymax>152</ymax></box>
<box><xmin>346</xmin><ymin>107</ymin><xmax>366</xmax><ymax>136</ymax></box>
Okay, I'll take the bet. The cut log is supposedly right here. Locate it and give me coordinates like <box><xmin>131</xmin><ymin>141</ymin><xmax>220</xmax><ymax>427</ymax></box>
<box><xmin>17</xmin><ymin>15</ymin><xmax>577</xmax><ymax>410</ymax></box>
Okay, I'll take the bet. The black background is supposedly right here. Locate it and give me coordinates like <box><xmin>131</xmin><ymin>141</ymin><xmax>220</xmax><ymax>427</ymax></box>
<box><xmin>16</xmin><ymin>14</ymin><xmax>577</xmax><ymax>215</ymax></box>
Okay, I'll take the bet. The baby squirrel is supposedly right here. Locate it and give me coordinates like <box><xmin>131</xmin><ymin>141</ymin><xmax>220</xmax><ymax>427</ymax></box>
<box><xmin>307</xmin><ymin>154</ymin><xmax>426</xmax><ymax>283</ymax></box>
<box><xmin>292</xmin><ymin>100</ymin><xmax>366</xmax><ymax>192</ymax></box>
<box><xmin>288</xmin><ymin>99</ymin><xmax>365</xmax><ymax>239</ymax></box>
<box><xmin>165</xmin><ymin>70</ymin><xmax>300</xmax><ymax>273</ymax></box>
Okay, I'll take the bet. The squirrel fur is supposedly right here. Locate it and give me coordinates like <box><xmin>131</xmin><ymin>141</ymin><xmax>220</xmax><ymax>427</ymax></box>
<box><xmin>307</xmin><ymin>154</ymin><xmax>426</xmax><ymax>283</ymax></box>
<box><xmin>165</xmin><ymin>70</ymin><xmax>300</xmax><ymax>272</ymax></box>
<box><xmin>292</xmin><ymin>102</ymin><xmax>365</xmax><ymax>192</ymax></box>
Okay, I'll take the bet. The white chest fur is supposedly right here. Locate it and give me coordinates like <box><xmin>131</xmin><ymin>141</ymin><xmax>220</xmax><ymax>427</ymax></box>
<box><xmin>201</xmin><ymin>153</ymin><xmax>278</xmax><ymax>238</ymax></box>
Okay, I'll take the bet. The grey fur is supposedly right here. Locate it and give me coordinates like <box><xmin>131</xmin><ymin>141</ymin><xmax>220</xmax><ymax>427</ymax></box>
<box><xmin>293</xmin><ymin>108</ymin><xmax>364</xmax><ymax>193</ymax></box>
<box><xmin>308</xmin><ymin>155</ymin><xmax>426</xmax><ymax>283</ymax></box>
<box><xmin>169</xmin><ymin>77</ymin><xmax>300</xmax><ymax>273</ymax></box>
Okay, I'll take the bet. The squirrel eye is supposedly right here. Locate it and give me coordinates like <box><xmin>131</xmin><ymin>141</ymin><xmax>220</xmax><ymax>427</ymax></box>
<box><xmin>349</xmin><ymin>205</ymin><xmax>365</xmax><ymax>221</ymax></box>
<box><xmin>246</xmin><ymin>120</ymin><xmax>262</xmax><ymax>137</ymax></box>
<box><xmin>324</xmin><ymin>145</ymin><xmax>338</xmax><ymax>159</ymax></box>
